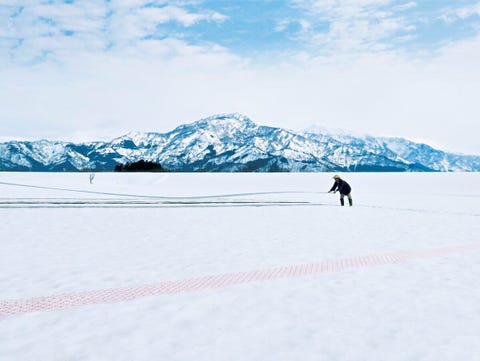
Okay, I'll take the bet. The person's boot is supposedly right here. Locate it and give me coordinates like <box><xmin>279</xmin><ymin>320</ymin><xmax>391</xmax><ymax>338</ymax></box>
<box><xmin>349</xmin><ymin>198</ymin><xmax>353</xmax><ymax>207</ymax></box>
<box><xmin>340</xmin><ymin>198</ymin><xmax>344</xmax><ymax>206</ymax></box>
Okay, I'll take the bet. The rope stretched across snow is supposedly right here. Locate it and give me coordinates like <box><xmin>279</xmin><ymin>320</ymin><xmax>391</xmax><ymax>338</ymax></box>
<box><xmin>0</xmin><ymin>181</ymin><xmax>327</xmax><ymax>200</ymax></box>
<box><xmin>1</xmin><ymin>181</ymin><xmax>478</xmax><ymax>216</ymax></box>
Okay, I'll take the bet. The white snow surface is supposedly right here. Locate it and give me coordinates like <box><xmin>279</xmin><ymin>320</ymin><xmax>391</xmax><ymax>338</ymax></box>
<box><xmin>0</xmin><ymin>172</ymin><xmax>479</xmax><ymax>361</ymax></box>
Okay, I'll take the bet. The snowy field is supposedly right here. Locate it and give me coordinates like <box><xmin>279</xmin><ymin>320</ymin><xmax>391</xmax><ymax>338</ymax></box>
<box><xmin>0</xmin><ymin>172</ymin><xmax>479</xmax><ymax>361</ymax></box>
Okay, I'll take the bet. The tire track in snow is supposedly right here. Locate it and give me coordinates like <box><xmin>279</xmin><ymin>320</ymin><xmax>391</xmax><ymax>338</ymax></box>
<box><xmin>1</xmin><ymin>243</ymin><xmax>480</xmax><ymax>317</ymax></box>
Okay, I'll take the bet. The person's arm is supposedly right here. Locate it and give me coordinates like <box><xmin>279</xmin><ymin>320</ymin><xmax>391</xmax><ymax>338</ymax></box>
<box><xmin>329</xmin><ymin>182</ymin><xmax>338</xmax><ymax>193</ymax></box>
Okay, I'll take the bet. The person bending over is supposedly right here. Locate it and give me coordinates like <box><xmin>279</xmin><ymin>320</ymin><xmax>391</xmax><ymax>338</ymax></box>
<box><xmin>328</xmin><ymin>175</ymin><xmax>353</xmax><ymax>207</ymax></box>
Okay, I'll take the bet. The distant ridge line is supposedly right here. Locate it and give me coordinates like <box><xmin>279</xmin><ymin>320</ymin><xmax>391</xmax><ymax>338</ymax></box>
<box><xmin>1</xmin><ymin>113</ymin><xmax>479</xmax><ymax>172</ymax></box>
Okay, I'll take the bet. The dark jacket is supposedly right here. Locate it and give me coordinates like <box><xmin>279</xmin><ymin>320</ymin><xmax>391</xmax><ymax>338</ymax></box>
<box><xmin>329</xmin><ymin>179</ymin><xmax>351</xmax><ymax>195</ymax></box>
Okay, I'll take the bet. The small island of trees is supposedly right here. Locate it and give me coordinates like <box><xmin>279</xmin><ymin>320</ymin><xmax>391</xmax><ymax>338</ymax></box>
<box><xmin>114</xmin><ymin>160</ymin><xmax>169</xmax><ymax>172</ymax></box>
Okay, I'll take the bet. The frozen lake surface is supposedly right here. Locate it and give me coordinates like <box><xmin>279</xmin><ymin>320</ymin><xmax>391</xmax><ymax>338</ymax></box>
<box><xmin>0</xmin><ymin>172</ymin><xmax>479</xmax><ymax>360</ymax></box>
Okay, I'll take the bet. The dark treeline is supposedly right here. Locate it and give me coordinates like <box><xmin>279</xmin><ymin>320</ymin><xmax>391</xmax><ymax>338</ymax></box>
<box><xmin>114</xmin><ymin>160</ymin><xmax>169</xmax><ymax>172</ymax></box>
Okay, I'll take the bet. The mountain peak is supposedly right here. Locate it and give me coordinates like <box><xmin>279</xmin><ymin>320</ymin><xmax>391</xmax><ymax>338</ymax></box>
<box><xmin>196</xmin><ymin>113</ymin><xmax>256</xmax><ymax>127</ymax></box>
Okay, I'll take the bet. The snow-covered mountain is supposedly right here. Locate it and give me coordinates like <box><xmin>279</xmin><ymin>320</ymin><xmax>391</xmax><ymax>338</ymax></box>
<box><xmin>1</xmin><ymin>113</ymin><xmax>479</xmax><ymax>172</ymax></box>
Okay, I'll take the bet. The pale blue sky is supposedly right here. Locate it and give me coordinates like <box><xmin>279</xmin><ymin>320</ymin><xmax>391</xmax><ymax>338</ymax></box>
<box><xmin>1</xmin><ymin>1</ymin><xmax>480</xmax><ymax>153</ymax></box>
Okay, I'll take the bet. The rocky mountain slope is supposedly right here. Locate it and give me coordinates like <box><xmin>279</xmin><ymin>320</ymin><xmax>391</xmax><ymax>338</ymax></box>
<box><xmin>1</xmin><ymin>113</ymin><xmax>479</xmax><ymax>172</ymax></box>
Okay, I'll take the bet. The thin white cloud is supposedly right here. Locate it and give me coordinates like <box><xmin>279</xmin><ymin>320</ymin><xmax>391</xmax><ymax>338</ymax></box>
<box><xmin>393</xmin><ymin>2</ymin><xmax>416</xmax><ymax>12</ymax></box>
<box><xmin>287</xmin><ymin>0</ymin><xmax>417</xmax><ymax>53</ymax></box>
<box><xmin>274</xmin><ymin>19</ymin><xmax>290</xmax><ymax>32</ymax></box>
<box><xmin>138</xmin><ymin>5</ymin><xmax>227</xmax><ymax>27</ymax></box>
<box><xmin>439</xmin><ymin>2</ymin><xmax>480</xmax><ymax>23</ymax></box>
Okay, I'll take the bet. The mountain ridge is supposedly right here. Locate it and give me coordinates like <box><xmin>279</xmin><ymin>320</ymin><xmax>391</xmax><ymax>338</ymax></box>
<box><xmin>1</xmin><ymin>113</ymin><xmax>479</xmax><ymax>172</ymax></box>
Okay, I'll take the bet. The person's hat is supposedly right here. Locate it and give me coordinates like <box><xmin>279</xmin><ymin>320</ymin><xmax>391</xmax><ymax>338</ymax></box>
<box><xmin>333</xmin><ymin>174</ymin><xmax>341</xmax><ymax>179</ymax></box>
